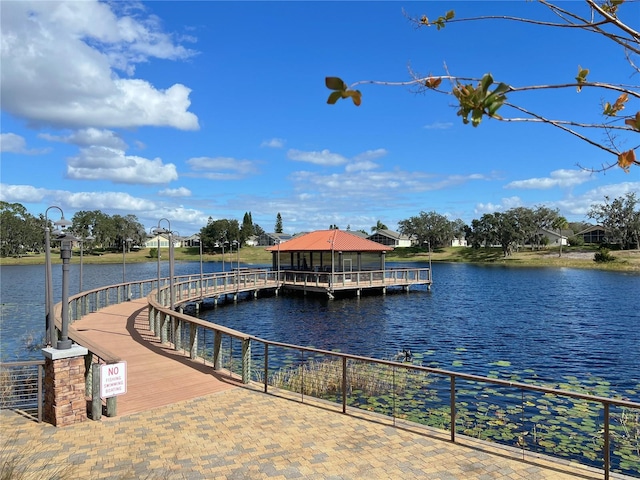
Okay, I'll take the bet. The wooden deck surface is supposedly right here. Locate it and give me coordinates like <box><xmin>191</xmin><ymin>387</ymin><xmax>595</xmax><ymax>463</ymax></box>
<box><xmin>71</xmin><ymin>298</ymin><xmax>242</xmax><ymax>417</ymax></box>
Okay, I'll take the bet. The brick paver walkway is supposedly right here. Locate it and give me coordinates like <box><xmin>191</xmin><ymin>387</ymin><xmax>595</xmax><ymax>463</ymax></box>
<box><xmin>1</xmin><ymin>386</ymin><xmax>612</xmax><ymax>479</ymax></box>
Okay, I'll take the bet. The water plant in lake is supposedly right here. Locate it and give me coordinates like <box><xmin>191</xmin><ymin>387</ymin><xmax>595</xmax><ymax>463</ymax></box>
<box><xmin>260</xmin><ymin>354</ymin><xmax>640</xmax><ymax>476</ymax></box>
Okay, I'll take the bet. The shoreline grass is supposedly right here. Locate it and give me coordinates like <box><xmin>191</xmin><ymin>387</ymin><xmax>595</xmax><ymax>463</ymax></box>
<box><xmin>1</xmin><ymin>245</ymin><xmax>639</xmax><ymax>272</ymax></box>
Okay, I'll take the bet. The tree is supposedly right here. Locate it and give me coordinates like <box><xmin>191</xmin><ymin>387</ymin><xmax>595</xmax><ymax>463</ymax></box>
<box><xmin>588</xmin><ymin>192</ymin><xmax>640</xmax><ymax>249</ymax></box>
<box><xmin>275</xmin><ymin>213</ymin><xmax>283</xmax><ymax>234</ymax></box>
<box><xmin>0</xmin><ymin>201</ymin><xmax>40</xmax><ymax>257</ymax></box>
<box><xmin>398</xmin><ymin>211</ymin><xmax>454</xmax><ymax>248</ymax></box>
<box><xmin>241</xmin><ymin>212</ymin><xmax>254</xmax><ymax>243</ymax></box>
<box><xmin>325</xmin><ymin>1</ymin><xmax>639</xmax><ymax>172</ymax></box>
<box><xmin>371</xmin><ymin>220</ymin><xmax>388</xmax><ymax>232</ymax></box>
<box><xmin>253</xmin><ymin>223</ymin><xmax>265</xmax><ymax>237</ymax></box>
<box><xmin>200</xmin><ymin>218</ymin><xmax>241</xmax><ymax>253</ymax></box>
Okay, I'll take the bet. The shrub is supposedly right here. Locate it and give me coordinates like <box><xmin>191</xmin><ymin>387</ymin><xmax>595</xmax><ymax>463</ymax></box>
<box><xmin>568</xmin><ymin>235</ymin><xmax>584</xmax><ymax>247</ymax></box>
<box><xmin>594</xmin><ymin>247</ymin><xmax>616</xmax><ymax>263</ymax></box>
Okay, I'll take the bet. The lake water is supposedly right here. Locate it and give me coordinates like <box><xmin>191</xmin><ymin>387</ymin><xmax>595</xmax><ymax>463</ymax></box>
<box><xmin>1</xmin><ymin>261</ymin><xmax>639</xmax><ymax>402</ymax></box>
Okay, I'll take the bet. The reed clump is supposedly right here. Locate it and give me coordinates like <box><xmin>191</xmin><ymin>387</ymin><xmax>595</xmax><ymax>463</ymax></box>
<box><xmin>260</xmin><ymin>357</ymin><xmax>426</xmax><ymax>398</ymax></box>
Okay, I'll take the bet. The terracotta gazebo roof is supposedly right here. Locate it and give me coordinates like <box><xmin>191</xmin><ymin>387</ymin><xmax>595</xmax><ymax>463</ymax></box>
<box><xmin>266</xmin><ymin>230</ymin><xmax>392</xmax><ymax>253</ymax></box>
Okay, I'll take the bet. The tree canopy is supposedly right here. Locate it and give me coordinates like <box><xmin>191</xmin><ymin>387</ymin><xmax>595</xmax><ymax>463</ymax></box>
<box><xmin>326</xmin><ymin>0</ymin><xmax>639</xmax><ymax>172</ymax></box>
<box><xmin>588</xmin><ymin>192</ymin><xmax>640</xmax><ymax>249</ymax></box>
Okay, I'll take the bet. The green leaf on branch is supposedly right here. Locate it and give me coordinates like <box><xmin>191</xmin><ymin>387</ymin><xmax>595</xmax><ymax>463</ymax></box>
<box><xmin>453</xmin><ymin>74</ymin><xmax>509</xmax><ymax>126</ymax></box>
<box><xmin>325</xmin><ymin>77</ymin><xmax>346</xmax><ymax>91</ymax></box>
<box><xmin>603</xmin><ymin>93</ymin><xmax>628</xmax><ymax>116</ymax></box>
<box><xmin>325</xmin><ymin>77</ymin><xmax>361</xmax><ymax>106</ymax></box>
<box><xmin>480</xmin><ymin>73</ymin><xmax>494</xmax><ymax>93</ymax></box>
<box><xmin>420</xmin><ymin>10</ymin><xmax>455</xmax><ymax>30</ymax></box>
<box><xmin>327</xmin><ymin>91</ymin><xmax>342</xmax><ymax>105</ymax></box>
<box><xmin>575</xmin><ymin>66</ymin><xmax>589</xmax><ymax>92</ymax></box>
<box><xmin>346</xmin><ymin>90</ymin><xmax>362</xmax><ymax>106</ymax></box>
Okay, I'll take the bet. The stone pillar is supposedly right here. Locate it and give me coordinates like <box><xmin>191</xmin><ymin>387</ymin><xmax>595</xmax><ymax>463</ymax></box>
<box><xmin>42</xmin><ymin>345</ymin><xmax>89</xmax><ymax>427</ymax></box>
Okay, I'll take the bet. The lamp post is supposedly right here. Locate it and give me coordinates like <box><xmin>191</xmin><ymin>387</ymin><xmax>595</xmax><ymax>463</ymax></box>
<box><xmin>423</xmin><ymin>240</ymin><xmax>432</xmax><ymax>282</ymax></box>
<box><xmin>169</xmin><ymin>231</ymin><xmax>178</xmax><ymax>310</ymax></box>
<box><xmin>154</xmin><ymin>219</ymin><xmax>171</xmax><ymax>305</ymax></box>
<box><xmin>122</xmin><ymin>236</ymin><xmax>133</xmax><ymax>300</ymax></box>
<box><xmin>78</xmin><ymin>231</ymin><xmax>94</xmax><ymax>293</ymax></box>
<box><xmin>57</xmin><ymin>231</ymin><xmax>78</xmax><ymax>350</ymax></box>
<box><xmin>220</xmin><ymin>239</ymin><xmax>226</xmax><ymax>272</ymax></box>
<box><xmin>44</xmin><ymin>206</ymin><xmax>71</xmax><ymax>347</ymax></box>
<box><xmin>276</xmin><ymin>239</ymin><xmax>281</xmax><ymax>287</ymax></box>
<box><xmin>232</xmin><ymin>240</ymin><xmax>240</xmax><ymax>270</ymax></box>
<box><xmin>328</xmin><ymin>232</ymin><xmax>335</xmax><ymax>292</ymax></box>
<box><xmin>199</xmin><ymin>234</ymin><xmax>204</xmax><ymax>300</ymax></box>
<box><xmin>122</xmin><ymin>236</ymin><xmax>132</xmax><ymax>283</ymax></box>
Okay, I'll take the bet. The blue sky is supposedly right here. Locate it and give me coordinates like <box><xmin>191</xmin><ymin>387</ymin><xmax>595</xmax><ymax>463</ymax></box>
<box><xmin>1</xmin><ymin>1</ymin><xmax>638</xmax><ymax>236</ymax></box>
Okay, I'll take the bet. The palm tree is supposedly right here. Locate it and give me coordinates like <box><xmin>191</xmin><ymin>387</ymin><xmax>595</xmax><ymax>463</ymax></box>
<box><xmin>554</xmin><ymin>216</ymin><xmax>568</xmax><ymax>257</ymax></box>
<box><xmin>371</xmin><ymin>220</ymin><xmax>388</xmax><ymax>233</ymax></box>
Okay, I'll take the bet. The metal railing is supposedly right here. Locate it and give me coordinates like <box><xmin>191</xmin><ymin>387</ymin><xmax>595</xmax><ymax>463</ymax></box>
<box><xmin>0</xmin><ymin>360</ymin><xmax>45</xmax><ymax>422</ymax></box>
<box><xmin>280</xmin><ymin>267</ymin><xmax>431</xmax><ymax>291</ymax></box>
<box><xmin>149</xmin><ymin>276</ymin><xmax>639</xmax><ymax>479</ymax></box>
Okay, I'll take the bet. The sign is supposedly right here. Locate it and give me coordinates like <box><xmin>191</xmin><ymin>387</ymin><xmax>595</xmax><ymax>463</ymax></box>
<box><xmin>100</xmin><ymin>362</ymin><xmax>127</xmax><ymax>398</ymax></box>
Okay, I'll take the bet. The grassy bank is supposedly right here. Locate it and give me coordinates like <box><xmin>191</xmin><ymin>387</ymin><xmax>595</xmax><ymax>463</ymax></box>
<box><xmin>2</xmin><ymin>245</ymin><xmax>639</xmax><ymax>272</ymax></box>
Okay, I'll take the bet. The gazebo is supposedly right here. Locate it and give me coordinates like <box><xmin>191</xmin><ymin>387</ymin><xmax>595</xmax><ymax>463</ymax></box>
<box><xmin>266</xmin><ymin>229</ymin><xmax>391</xmax><ymax>273</ymax></box>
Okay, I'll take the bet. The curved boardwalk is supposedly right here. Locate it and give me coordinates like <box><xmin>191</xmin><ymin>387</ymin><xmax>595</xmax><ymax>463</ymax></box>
<box><xmin>70</xmin><ymin>298</ymin><xmax>243</xmax><ymax>415</ymax></box>
<box><xmin>1</xmin><ymin>297</ymin><xmax>619</xmax><ymax>479</ymax></box>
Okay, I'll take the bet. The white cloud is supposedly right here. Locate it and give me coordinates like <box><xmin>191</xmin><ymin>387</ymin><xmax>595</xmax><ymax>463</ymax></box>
<box><xmin>186</xmin><ymin>156</ymin><xmax>259</xmax><ymax>180</ymax></box>
<box><xmin>554</xmin><ymin>181</ymin><xmax>640</xmax><ymax>216</ymax></box>
<box><xmin>39</xmin><ymin>128</ymin><xmax>127</xmax><ymax>150</ymax></box>
<box><xmin>0</xmin><ymin>1</ymin><xmax>199</xmax><ymax>130</ymax></box>
<box><xmin>289</xmin><ymin>169</ymin><xmax>487</xmax><ymax>203</ymax></box>
<box><xmin>505</xmin><ymin>169</ymin><xmax>594</xmax><ymax>189</ymax></box>
<box><xmin>159</xmin><ymin>187</ymin><xmax>192</xmax><ymax>198</ymax></box>
<box><xmin>353</xmin><ymin>149</ymin><xmax>388</xmax><ymax>162</ymax></box>
<box><xmin>424</xmin><ymin>122</ymin><xmax>453</xmax><ymax>130</ymax></box>
<box><xmin>345</xmin><ymin>161</ymin><xmax>379</xmax><ymax>173</ymax></box>
<box><xmin>0</xmin><ymin>182</ymin><xmax>210</xmax><ymax>233</ymax></box>
<box><xmin>66</xmin><ymin>147</ymin><xmax>178</xmax><ymax>184</ymax></box>
<box><xmin>287</xmin><ymin>149</ymin><xmax>348</xmax><ymax>166</ymax></box>
<box><xmin>260</xmin><ymin>138</ymin><xmax>285</xmax><ymax>148</ymax></box>
<box><xmin>0</xmin><ymin>183</ymin><xmax>48</xmax><ymax>203</ymax></box>
<box><xmin>0</xmin><ymin>133</ymin><xmax>50</xmax><ymax>154</ymax></box>
<box><xmin>474</xmin><ymin>196</ymin><xmax>522</xmax><ymax>214</ymax></box>
<box><xmin>64</xmin><ymin>191</ymin><xmax>156</xmax><ymax>210</ymax></box>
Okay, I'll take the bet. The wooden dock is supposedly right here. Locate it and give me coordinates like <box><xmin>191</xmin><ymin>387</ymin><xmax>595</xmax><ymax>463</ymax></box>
<box><xmin>278</xmin><ymin>267</ymin><xmax>431</xmax><ymax>298</ymax></box>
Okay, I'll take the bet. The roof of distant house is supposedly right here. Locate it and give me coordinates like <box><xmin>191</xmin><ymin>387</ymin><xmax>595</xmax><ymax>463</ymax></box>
<box><xmin>266</xmin><ymin>229</ymin><xmax>392</xmax><ymax>252</ymax></box>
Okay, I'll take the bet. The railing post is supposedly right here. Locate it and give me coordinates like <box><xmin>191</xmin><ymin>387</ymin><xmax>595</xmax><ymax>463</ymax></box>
<box><xmin>342</xmin><ymin>356</ymin><xmax>347</xmax><ymax>414</ymax></box>
<box><xmin>264</xmin><ymin>343</ymin><xmax>269</xmax><ymax>393</ymax></box>
<box><xmin>160</xmin><ymin>312</ymin><xmax>168</xmax><ymax>344</ymax></box>
<box><xmin>174</xmin><ymin>314</ymin><xmax>182</xmax><ymax>350</ymax></box>
<box><xmin>84</xmin><ymin>353</ymin><xmax>93</xmax><ymax>397</ymax></box>
<box><xmin>148</xmin><ymin>305</ymin><xmax>155</xmax><ymax>335</ymax></box>
<box><xmin>604</xmin><ymin>402</ymin><xmax>610</xmax><ymax>480</ymax></box>
<box><xmin>450</xmin><ymin>376</ymin><xmax>456</xmax><ymax>442</ymax></box>
<box><xmin>91</xmin><ymin>363</ymin><xmax>101</xmax><ymax>420</ymax></box>
<box><xmin>213</xmin><ymin>331</ymin><xmax>222</xmax><ymax>370</ymax></box>
<box><xmin>190</xmin><ymin>324</ymin><xmax>198</xmax><ymax>360</ymax></box>
<box><xmin>242</xmin><ymin>338</ymin><xmax>251</xmax><ymax>384</ymax></box>
<box><xmin>37</xmin><ymin>363</ymin><xmax>43</xmax><ymax>423</ymax></box>
<box><xmin>106</xmin><ymin>396</ymin><xmax>117</xmax><ymax>417</ymax></box>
